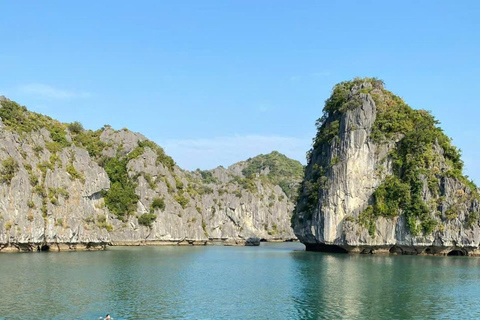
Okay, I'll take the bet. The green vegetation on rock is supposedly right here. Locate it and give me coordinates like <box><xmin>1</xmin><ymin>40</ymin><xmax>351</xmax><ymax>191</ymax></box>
<box><xmin>66</xmin><ymin>163</ymin><xmax>85</xmax><ymax>182</ymax></box>
<box><xmin>127</xmin><ymin>140</ymin><xmax>175</xmax><ymax>171</ymax></box>
<box><xmin>71</xmin><ymin>129</ymin><xmax>106</xmax><ymax>159</ymax></box>
<box><xmin>174</xmin><ymin>193</ymin><xmax>190</xmax><ymax>209</ymax></box>
<box><xmin>231</xmin><ymin>175</ymin><xmax>257</xmax><ymax>193</ymax></box>
<box><xmin>0</xmin><ymin>100</ymin><xmax>63</xmax><ymax>135</ymax></box>
<box><xmin>0</xmin><ymin>100</ymin><xmax>73</xmax><ymax>155</ymax></box>
<box><xmin>242</xmin><ymin>151</ymin><xmax>303</xmax><ymax>198</ymax></box>
<box><xmin>296</xmin><ymin>77</ymin><xmax>480</xmax><ymax>236</ymax></box>
<box><xmin>196</xmin><ymin>170</ymin><xmax>218</xmax><ymax>184</ymax></box>
<box><xmin>102</xmin><ymin>157</ymin><xmax>139</xmax><ymax>219</ymax></box>
<box><xmin>138</xmin><ymin>213</ymin><xmax>157</xmax><ymax>227</ymax></box>
<box><xmin>0</xmin><ymin>98</ymin><xmax>298</xmax><ymax>239</ymax></box>
<box><xmin>150</xmin><ymin>197</ymin><xmax>165</xmax><ymax>212</ymax></box>
<box><xmin>48</xmin><ymin>187</ymin><xmax>69</xmax><ymax>205</ymax></box>
<box><xmin>311</xmin><ymin>78</ymin><xmax>384</xmax><ymax>152</ymax></box>
<box><xmin>67</xmin><ymin>121</ymin><xmax>84</xmax><ymax>134</ymax></box>
<box><xmin>360</xmin><ymin>80</ymin><xmax>475</xmax><ymax>236</ymax></box>
<box><xmin>96</xmin><ymin>214</ymin><xmax>113</xmax><ymax>231</ymax></box>
<box><xmin>0</xmin><ymin>157</ymin><xmax>19</xmax><ymax>184</ymax></box>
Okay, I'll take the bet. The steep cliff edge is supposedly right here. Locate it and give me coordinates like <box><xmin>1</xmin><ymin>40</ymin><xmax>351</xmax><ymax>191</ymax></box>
<box><xmin>0</xmin><ymin>97</ymin><xmax>301</xmax><ymax>252</ymax></box>
<box><xmin>293</xmin><ymin>78</ymin><xmax>480</xmax><ymax>256</ymax></box>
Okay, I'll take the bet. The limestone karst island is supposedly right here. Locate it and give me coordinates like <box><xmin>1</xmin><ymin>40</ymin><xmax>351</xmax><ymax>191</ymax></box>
<box><xmin>1</xmin><ymin>78</ymin><xmax>478</xmax><ymax>257</ymax></box>
<box><xmin>293</xmin><ymin>78</ymin><xmax>480</xmax><ymax>256</ymax></box>
<box><xmin>0</xmin><ymin>96</ymin><xmax>301</xmax><ymax>251</ymax></box>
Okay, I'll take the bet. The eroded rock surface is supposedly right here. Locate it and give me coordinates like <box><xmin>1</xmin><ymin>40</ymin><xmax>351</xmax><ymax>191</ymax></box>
<box><xmin>293</xmin><ymin>78</ymin><xmax>480</xmax><ymax>256</ymax></box>
<box><xmin>0</xmin><ymin>100</ymin><xmax>300</xmax><ymax>252</ymax></box>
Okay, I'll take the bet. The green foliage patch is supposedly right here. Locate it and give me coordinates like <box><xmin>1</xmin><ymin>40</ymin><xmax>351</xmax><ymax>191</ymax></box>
<box><xmin>150</xmin><ymin>197</ymin><xmax>165</xmax><ymax>212</ymax></box>
<box><xmin>102</xmin><ymin>157</ymin><xmax>139</xmax><ymax>219</ymax></box>
<box><xmin>67</xmin><ymin>121</ymin><xmax>84</xmax><ymax>134</ymax></box>
<box><xmin>174</xmin><ymin>193</ymin><xmax>189</xmax><ymax>209</ymax></box>
<box><xmin>0</xmin><ymin>100</ymin><xmax>60</xmax><ymax>135</ymax></box>
<box><xmin>241</xmin><ymin>151</ymin><xmax>303</xmax><ymax>198</ymax></box>
<box><xmin>311</xmin><ymin>78</ymin><xmax>383</xmax><ymax>151</ymax></box>
<box><xmin>0</xmin><ymin>157</ymin><xmax>19</xmax><ymax>184</ymax></box>
<box><xmin>49</xmin><ymin>125</ymin><xmax>70</xmax><ymax>148</ymax></box>
<box><xmin>197</xmin><ymin>170</ymin><xmax>218</xmax><ymax>184</ymax></box>
<box><xmin>66</xmin><ymin>163</ymin><xmax>85</xmax><ymax>182</ymax></box>
<box><xmin>95</xmin><ymin>214</ymin><xmax>113</xmax><ymax>231</ymax></box>
<box><xmin>71</xmin><ymin>129</ymin><xmax>106</xmax><ymax>159</ymax></box>
<box><xmin>231</xmin><ymin>175</ymin><xmax>257</xmax><ymax>193</ymax></box>
<box><xmin>361</xmin><ymin>90</ymin><xmax>474</xmax><ymax>236</ymax></box>
<box><xmin>138</xmin><ymin>213</ymin><xmax>157</xmax><ymax>227</ymax></box>
<box><xmin>127</xmin><ymin>140</ymin><xmax>176</xmax><ymax>171</ymax></box>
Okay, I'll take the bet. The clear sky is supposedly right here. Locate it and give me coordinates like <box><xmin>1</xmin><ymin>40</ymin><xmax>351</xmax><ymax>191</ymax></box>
<box><xmin>0</xmin><ymin>1</ymin><xmax>479</xmax><ymax>181</ymax></box>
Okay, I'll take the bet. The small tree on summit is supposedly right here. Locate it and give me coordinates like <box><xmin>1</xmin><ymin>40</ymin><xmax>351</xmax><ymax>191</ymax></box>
<box><xmin>68</xmin><ymin>121</ymin><xmax>84</xmax><ymax>134</ymax></box>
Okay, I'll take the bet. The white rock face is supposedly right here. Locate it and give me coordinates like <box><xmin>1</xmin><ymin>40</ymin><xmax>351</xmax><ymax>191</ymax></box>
<box><xmin>0</xmin><ymin>116</ymin><xmax>297</xmax><ymax>252</ymax></box>
<box><xmin>294</xmin><ymin>83</ymin><xmax>480</xmax><ymax>256</ymax></box>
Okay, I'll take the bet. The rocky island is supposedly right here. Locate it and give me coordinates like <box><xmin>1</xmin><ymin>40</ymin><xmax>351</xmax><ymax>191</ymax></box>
<box><xmin>0</xmin><ymin>96</ymin><xmax>302</xmax><ymax>252</ymax></box>
<box><xmin>293</xmin><ymin>78</ymin><xmax>480</xmax><ymax>256</ymax></box>
<box><xmin>2</xmin><ymin>78</ymin><xmax>479</xmax><ymax>256</ymax></box>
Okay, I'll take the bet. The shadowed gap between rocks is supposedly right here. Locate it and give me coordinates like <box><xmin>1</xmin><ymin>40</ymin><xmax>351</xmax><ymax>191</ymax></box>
<box><xmin>447</xmin><ymin>250</ymin><xmax>466</xmax><ymax>256</ymax></box>
<box><xmin>305</xmin><ymin>243</ymin><xmax>348</xmax><ymax>253</ymax></box>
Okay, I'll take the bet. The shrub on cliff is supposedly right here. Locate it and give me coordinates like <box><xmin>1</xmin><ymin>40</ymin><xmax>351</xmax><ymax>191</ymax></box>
<box><xmin>138</xmin><ymin>213</ymin><xmax>157</xmax><ymax>227</ymax></box>
<box><xmin>71</xmin><ymin>129</ymin><xmax>106</xmax><ymax>159</ymax></box>
<box><xmin>197</xmin><ymin>170</ymin><xmax>218</xmax><ymax>184</ymax></box>
<box><xmin>127</xmin><ymin>140</ymin><xmax>176</xmax><ymax>171</ymax></box>
<box><xmin>0</xmin><ymin>100</ymin><xmax>52</xmax><ymax>133</ymax></box>
<box><xmin>67</xmin><ymin>121</ymin><xmax>84</xmax><ymax>134</ymax></box>
<box><xmin>150</xmin><ymin>197</ymin><xmax>165</xmax><ymax>212</ymax></box>
<box><xmin>0</xmin><ymin>157</ymin><xmax>18</xmax><ymax>184</ymax></box>
<box><xmin>174</xmin><ymin>193</ymin><xmax>189</xmax><ymax>209</ymax></box>
<box><xmin>102</xmin><ymin>157</ymin><xmax>139</xmax><ymax>218</ymax></box>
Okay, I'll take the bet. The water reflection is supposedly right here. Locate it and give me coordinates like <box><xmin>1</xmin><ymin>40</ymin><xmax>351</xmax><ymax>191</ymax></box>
<box><xmin>1</xmin><ymin>244</ymin><xmax>480</xmax><ymax>319</ymax></box>
<box><xmin>104</xmin><ymin>246</ymin><xmax>201</xmax><ymax>319</ymax></box>
<box><xmin>291</xmin><ymin>252</ymin><xmax>480</xmax><ymax>319</ymax></box>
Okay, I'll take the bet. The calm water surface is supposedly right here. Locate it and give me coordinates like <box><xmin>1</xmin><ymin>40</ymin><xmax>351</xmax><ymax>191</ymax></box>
<box><xmin>1</xmin><ymin>242</ymin><xmax>480</xmax><ymax>319</ymax></box>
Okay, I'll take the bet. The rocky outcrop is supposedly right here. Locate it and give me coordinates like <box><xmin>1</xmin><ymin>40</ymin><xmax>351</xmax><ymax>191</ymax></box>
<box><xmin>245</xmin><ymin>237</ymin><xmax>261</xmax><ymax>246</ymax></box>
<box><xmin>293</xmin><ymin>78</ymin><xmax>480</xmax><ymax>256</ymax></box>
<box><xmin>0</xmin><ymin>99</ymin><xmax>301</xmax><ymax>252</ymax></box>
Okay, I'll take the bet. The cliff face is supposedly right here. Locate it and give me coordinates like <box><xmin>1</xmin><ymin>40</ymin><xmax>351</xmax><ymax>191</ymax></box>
<box><xmin>293</xmin><ymin>79</ymin><xmax>480</xmax><ymax>256</ymax></box>
<box><xmin>0</xmin><ymin>97</ymin><xmax>301</xmax><ymax>252</ymax></box>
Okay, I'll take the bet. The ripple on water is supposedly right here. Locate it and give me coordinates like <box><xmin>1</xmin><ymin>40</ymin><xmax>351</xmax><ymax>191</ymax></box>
<box><xmin>1</xmin><ymin>243</ymin><xmax>480</xmax><ymax>319</ymax></box>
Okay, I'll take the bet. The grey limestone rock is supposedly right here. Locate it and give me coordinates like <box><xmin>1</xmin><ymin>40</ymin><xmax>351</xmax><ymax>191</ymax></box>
<box><xmin>245</xmin><ymin>237</ymin><xmax>260</xmax><ymax>246</ymax></box>
<box><xmin>293</xmin><ymin>79</ymin><xmax>480</xmax><ymax>256</ymax></box>
<box><xmin>0</xmin><ymin>98</ymin><xmax>299</xmax><ymax>252</ymax></box>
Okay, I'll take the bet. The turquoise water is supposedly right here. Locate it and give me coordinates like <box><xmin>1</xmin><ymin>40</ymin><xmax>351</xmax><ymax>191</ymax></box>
<box><xmin>1</xmin><ymin>242</ymin><xmax>480</xmax><ymax>319</ymax></box>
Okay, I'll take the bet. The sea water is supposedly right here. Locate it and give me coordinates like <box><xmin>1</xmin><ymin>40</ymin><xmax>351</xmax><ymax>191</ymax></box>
<box><xmin>1</xmin><ymin>242</ymin><xmax>479</xmax><ymax>319</ymax></box>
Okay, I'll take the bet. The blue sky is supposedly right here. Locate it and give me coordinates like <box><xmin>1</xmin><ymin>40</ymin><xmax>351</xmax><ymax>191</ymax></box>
<box><xmin>0</xmin><ymin>1</ymin><xmax>479</xmax><ymax>181</ymax></box>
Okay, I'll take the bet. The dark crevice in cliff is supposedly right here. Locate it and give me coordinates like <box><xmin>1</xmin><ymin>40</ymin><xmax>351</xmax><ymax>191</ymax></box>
<box><xmin>42</xmin><ymin>218</ymin><xmax>48</xmax><ymax>251</ymax></box>
<box><xmin>389</xmin><ymin>246</ymin><xmax>403</xmax><ymax>254</ymax></box>
<box><xmin>305</xmin><ymin>243</ymin><xmax>348</xmax><ymax>253</ymax></box>
<box><xmin>225</xmin><ymin>211</ymin><xmax>240</xmax><ymax>227</ymax></box>
<box><xmin>85</xmin><ymin>191</ymin><xmax>104</xmax><ymax>200</ymax></box>
<box><xmin>447</xmin><ymin>250</ymin><xmax>466</xmax><ymax>256</ymax></box>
